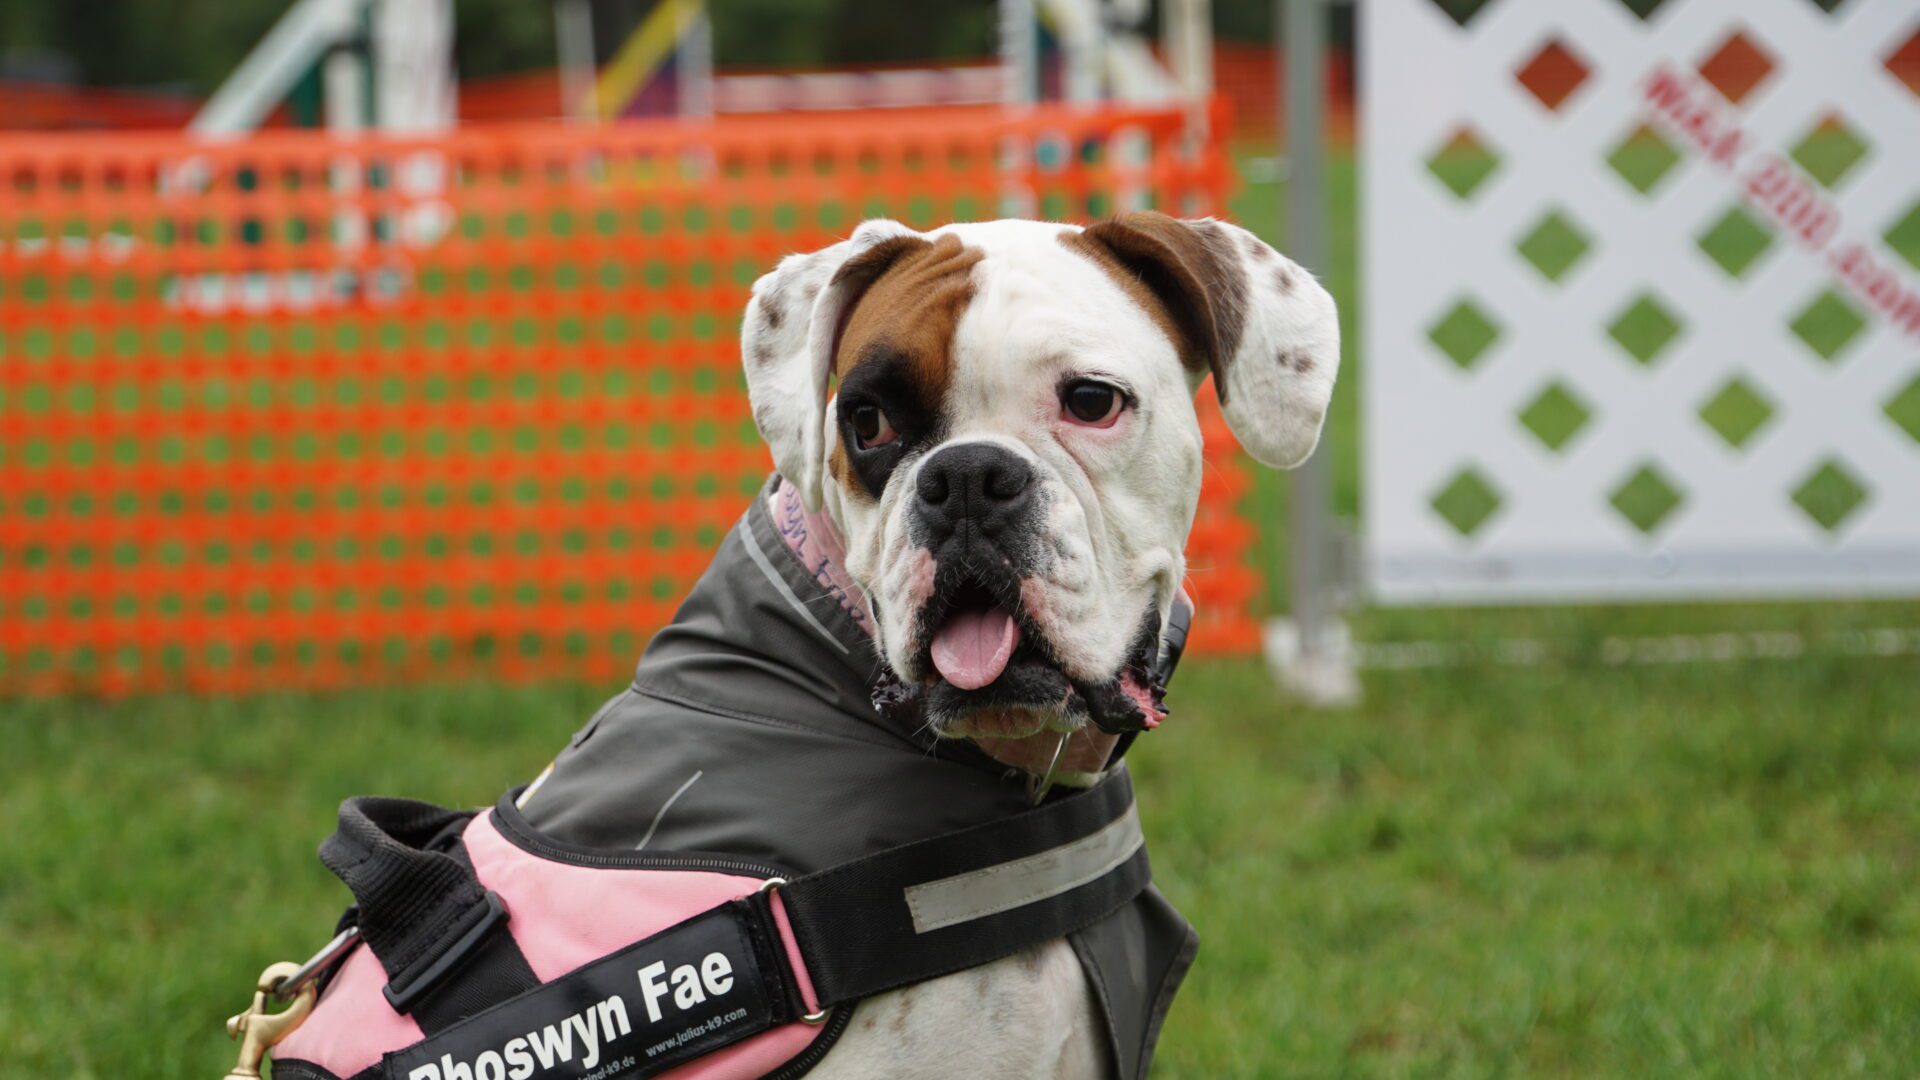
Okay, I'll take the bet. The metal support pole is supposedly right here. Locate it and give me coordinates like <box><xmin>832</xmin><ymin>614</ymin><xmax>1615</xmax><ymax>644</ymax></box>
<box><xmin>556</xmin><ymin>0</ymin><xmax>598</xmax><ymax>123</ymax></box>
<box><xmin>1161</xmin><ymin>0</ymin><xmax>1212</xmax><ymax>159</ymax></box>
<box><xmin>1054</xmin><ymin>0</ymin><xmax>1104</xmax><ymax>104</ymax></box>
<box><xmin>1285</xmin><ymin>0</ymin><xmax>1326</xmax><ymax>650</ymax></box>
<box><xmin>1000</xmin><ymin>0</ymin><xmax>1037</xmax><ymax>107</ymax></box>
<box><xmin>1267</xmin><ymin>0</ymin><xmax>1358</xmax><ymax>705</ymax></box>
<box><xmin>1163</xmin><ymin>0</ymin><xmax>1212</xmax><ymax>114</ymax></box>
<box><xmin>374</xmin><ymin>0</ymin><xmax>455</xmax><ymax>133</ymax></box>
<box><xmin>676</xmin><ymin>4</ymin><xmax>714</xmax><ymax>121</ymax></box>
<box><xmin>324</xmin><ymin>36</ymin><xmax>368</xmax><ymax>258</ymax></box>
<box><xmin>323</xmin><ymin>43</ymin><xmax>366</xmax><ymax>135</ymax></box>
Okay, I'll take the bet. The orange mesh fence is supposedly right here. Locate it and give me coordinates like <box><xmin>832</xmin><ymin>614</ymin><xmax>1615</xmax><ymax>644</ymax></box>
<box><xmin>0</xmin><ymin>104</ymin><xmax>1255</xmax><ymax>697</ymax></box>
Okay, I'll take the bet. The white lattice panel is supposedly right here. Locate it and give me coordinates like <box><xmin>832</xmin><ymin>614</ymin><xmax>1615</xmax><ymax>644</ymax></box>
<box><xmin>1362</xmin><ymin>0</ymin><xmax>1920</xmax><ymax>603</ymax></box>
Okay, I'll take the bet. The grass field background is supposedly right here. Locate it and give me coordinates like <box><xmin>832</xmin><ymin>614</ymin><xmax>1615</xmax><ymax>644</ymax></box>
<box><xmin>3</xmin><ymin>147</ymin><xmax>1918</xmax><ymax>1077</ymax></box>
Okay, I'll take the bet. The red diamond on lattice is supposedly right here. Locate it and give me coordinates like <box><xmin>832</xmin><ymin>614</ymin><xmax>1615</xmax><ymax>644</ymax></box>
<box><xmin>1887</xmin><ymin>26</ymin><xmax>1920</xmax><ymax>98</ymax></box>
<box><xmin>1515</xmin><ymin>38</ymin><xmax>1592</xmax><ymax>112</ymax></box>
<box><xmin>1698</xmin><ymin>29</ymin><xmax>1776</xmax><ymax>105</ymax></box>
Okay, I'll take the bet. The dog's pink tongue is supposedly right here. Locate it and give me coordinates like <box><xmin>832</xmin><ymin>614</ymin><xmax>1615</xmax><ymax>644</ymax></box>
<box><xmin>930</xmin><ymin>607</ymin><xmax>1021</xmax><ymax>690</ymax></box>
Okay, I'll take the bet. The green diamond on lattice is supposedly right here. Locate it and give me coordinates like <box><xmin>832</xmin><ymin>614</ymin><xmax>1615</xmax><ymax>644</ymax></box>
<box><xmin>1791</xmin><ymin>458</ymin><xmax>1868</xmax><ymax>532</ymax></box>
<box><xmin>1605</xmin><ymin>123</ymin><xmax>1683</xmax><ymax>196</ymax></box>
<box><xmin>1789</xmin><ymin>289</ymin><xmax>1867</xmax><ymax>362</ymax></box>
<box><xmin>1427</xmin><ymin>0</ymin><xmax>1494</xmax><ymax>27</ymax></box>
<box><xmin>1698</xmin><ymin>376</ymin><xmax>1775</xmax><ymax>449</ymax></box>
<box><xmin>1607</xmin><ymin>293</ymin><xmax>1683</xmax><ymax>366</ymax></box>
<box><xmin>1431</xmin><ymin>467</ymin><xmax>1502</xmax><ymax>537</ymax></box>
<box><xmin>1517</xmin><ymin>381</ymin><xmax>1593</xmax><ymax>452</ymax></box>
<box><xmin>1610</xmin><ymin>464</ymin><xmax>1684</xmax><ymax>534</ymax></box>
<box><xmin>1697</xmin><ymin>205</ymin><xmax>1774</xmax><ymax>278</ymax></box>
<box><xmin>1428</xmin><ymin>298</ymin><xmax>1501</xmax><ymax>369</ymax></box>
<box><xmin>1613</xmin><ymin>0</ymin><xmax>1674</xmax><ymax>17</ymax></box>
<box><xmin>1789</xmin><ymin>113</ymin><xmax>1869</xmax><ymax>189</ymax></box>
<box><xmin>1884</xmin><ymin>374</ymin><xmax>1920</xmax><ymax>444</ymax></box>
<box><xmin>1427</xmin><ymin>127</ymin><xmax>1501</xmax><ymax>200</ymax></box>
<box><xmin>1884</xmin><ymin>201</ymin><xmax>1920</xmax><ymax>272</ymax></box>
<box><xmin>1516</xmin><ymin>210</ymin><xmax>1592</xmax><ymax>283</ymax></box>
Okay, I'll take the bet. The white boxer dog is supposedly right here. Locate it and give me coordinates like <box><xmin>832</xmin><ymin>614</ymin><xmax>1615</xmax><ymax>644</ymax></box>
<box><xmin>739</xmin><ymin>213</ymin><xmax>1339</xmax><ymax>1077</ymax></box>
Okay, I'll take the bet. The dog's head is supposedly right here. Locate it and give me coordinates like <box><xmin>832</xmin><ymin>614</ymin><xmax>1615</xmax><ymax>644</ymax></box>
<box><xmin>743</xmin><ymin>215</ymin><xmax>1338</xmax><ymax>739</ymax></box>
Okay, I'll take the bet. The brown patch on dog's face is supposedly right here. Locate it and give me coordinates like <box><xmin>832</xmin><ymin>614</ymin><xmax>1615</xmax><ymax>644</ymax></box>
<box><xmin>827</xmin><ymin>233</ymin><xmax>983</xmax><ymax>496</ymax></box>
<box><xmin>1059</xmin><ymin>229</ymin><xmax>1190</xmax><ymax>369</ymax></box>
<box><xmin>832</xmin><ymin>233</ymin><xmax>982</xmax><ymax>383</ymax></box>
<box><xmin>1062</xmin><ymin>212</ymin><xmax>1250</xmax><ymax>401</ymax></box>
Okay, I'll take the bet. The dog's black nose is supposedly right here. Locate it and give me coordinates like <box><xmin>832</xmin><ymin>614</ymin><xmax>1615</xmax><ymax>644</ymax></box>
<box><xmin>915</xmin><ymin>442</ymin><xmax>1035</xmax><ymax>540</ymax></box>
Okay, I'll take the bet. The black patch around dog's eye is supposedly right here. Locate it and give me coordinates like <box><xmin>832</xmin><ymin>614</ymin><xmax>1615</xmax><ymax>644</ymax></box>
<box><xmin>836</xmin><ymin>349</ymin><xmax>945</xmax><ymax>497</ymax></box>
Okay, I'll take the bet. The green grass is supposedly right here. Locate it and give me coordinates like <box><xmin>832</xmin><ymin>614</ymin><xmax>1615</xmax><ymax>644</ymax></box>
<box><xmin>3</xmin><ymin>649</ymin><xmax>1917</xmax><ymax>1078</ymax></box>
<box><xmin>1143</xmin><ymin>654</ymin><xmax>1920</xmax><ymax>1078</ymax></box>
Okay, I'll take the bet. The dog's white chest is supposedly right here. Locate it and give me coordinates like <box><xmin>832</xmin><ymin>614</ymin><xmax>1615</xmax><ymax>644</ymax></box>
<box><xmin>808</xmin><ymin>940</ymin><xmax>1109</xmax><ymax>1079</ymax></box>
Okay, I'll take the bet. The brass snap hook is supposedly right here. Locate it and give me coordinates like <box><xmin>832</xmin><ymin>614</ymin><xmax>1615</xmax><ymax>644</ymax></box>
<box><xmin>223</xmin><ymin>961</ymin><xmax>317</xmax><ymax>1080</ymax></box>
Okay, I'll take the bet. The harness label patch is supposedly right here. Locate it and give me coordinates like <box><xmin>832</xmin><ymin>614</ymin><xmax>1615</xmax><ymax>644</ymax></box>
<box><xmin>385</xmin><ymin>904</ymin><xmax>776</xmax><ymax>1080</ymax></box>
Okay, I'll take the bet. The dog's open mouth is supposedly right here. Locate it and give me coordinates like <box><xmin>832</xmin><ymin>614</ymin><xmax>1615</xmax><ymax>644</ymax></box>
<box><xmin>926</xmin><ymin>577</ymin><xmax>1024</xmax><ymax>690</ymax></box>
<box><xmin>871</xmin><ymin>567</ymin><xmax>1169</xmax><ymax>739</ymax></box>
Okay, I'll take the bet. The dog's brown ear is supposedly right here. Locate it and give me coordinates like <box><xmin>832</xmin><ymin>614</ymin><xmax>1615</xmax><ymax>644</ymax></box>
<box><xmin>1074</xmin><ymin>211</ymin><xmax>1339</xmax><ymax>468</ymax></box>
<box><xmin>742</xmin><ymin>219</ymin><xmax>922</xmax><ymax>510</ymax></box>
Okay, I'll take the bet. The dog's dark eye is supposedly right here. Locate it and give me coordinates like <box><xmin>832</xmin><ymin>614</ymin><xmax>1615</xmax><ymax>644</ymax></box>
<box><xmin>850</xmin><ymin>404</ymin><xmax>897</xmax><ymax>449</ymax></box>
<box><xmin>1061</xmin><ymin>380</ymin><xmax>1124</xmax><ymax>427</ymax></box>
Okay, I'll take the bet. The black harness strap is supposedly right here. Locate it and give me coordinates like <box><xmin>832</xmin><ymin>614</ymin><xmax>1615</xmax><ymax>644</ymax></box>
<box><xmin>779</xmin><ymin>768</ymin><xmax>1147</xmax><ymax>1007</ymax></box>
<box><xmin>318</xmin><ymin>797</ymin><xmax>539</xmax><ymax>1033</ymax></box>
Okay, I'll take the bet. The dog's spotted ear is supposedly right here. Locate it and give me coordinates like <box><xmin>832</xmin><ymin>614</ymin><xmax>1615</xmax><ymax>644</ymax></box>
<box><xmin>1072</xmin><ymin>211</ymin><xmax>1339</xmax><ymax>468</ymax></box>
<box><xmin>742</xmin><ymin>219</ymin><xmax>924</xmax><ymax>510</ymax></box>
